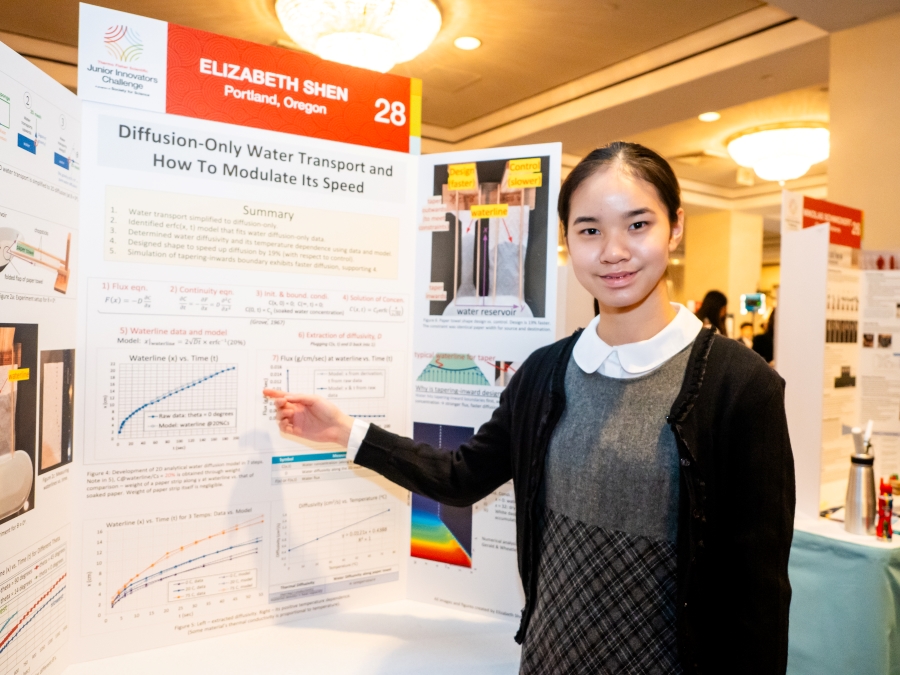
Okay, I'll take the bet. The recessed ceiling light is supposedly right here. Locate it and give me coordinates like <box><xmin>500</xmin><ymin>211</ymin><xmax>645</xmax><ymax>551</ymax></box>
<box><xmin>698</xmin><ymin>111</ymin><xmax>720</xmax><ymax>122</ymax></box>
<box><xmin>454</xmin><ymin>36</ymin><xmax>481</xmax><ymax>50</ymax></box>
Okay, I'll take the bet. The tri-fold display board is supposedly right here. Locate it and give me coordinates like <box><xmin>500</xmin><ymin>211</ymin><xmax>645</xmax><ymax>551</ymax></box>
<box><xmin>0</xmin><ymin>5</ymin><xmax>560</xmax><ymax>673</ymax></box>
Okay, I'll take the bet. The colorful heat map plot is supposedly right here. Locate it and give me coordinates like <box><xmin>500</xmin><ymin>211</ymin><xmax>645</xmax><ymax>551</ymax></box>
<box><xmin>410</xmin><ymin>423</ymin><xmax>474</xmax><ymax>568</ymax></box>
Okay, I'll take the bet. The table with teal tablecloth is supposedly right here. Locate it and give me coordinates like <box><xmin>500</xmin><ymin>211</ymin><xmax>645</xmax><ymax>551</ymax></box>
<box><xmin>788</xmin><ymin>517</ymin><xmax>900</xmax><ymax>675</ymax></box>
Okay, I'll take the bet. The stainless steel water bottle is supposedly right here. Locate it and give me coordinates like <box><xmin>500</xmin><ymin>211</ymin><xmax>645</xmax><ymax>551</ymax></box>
<box><xmin>845</xmin><ymin>452</ymin><xmax>876</xmax><ymax>535</ymax></box>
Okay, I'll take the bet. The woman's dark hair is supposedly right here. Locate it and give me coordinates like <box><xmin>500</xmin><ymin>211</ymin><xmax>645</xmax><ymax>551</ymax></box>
<box><xmin>765</xmin><ymin>308</ymin><xmax>776</xmax><ymax>335</ymax></box>
<box><xmin>558</xmin><ymin>141</ymin><xmax>681</xmax><ymax>233</ymax></box>
<box><xmin>696</xmin><ymin>290</ymin><xmax>728</xmax><ymax>334</ymax></box>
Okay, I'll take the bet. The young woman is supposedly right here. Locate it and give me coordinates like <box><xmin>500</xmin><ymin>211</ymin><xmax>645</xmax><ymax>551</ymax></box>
<box><xmin>264</xmin><ymin>142</ymin><xmax>795</xmax><ymax>675</ymax></box>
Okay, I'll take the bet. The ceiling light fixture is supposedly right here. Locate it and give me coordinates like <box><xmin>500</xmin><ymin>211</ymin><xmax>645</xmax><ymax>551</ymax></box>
<box><xmin>698</xmin><ymin>111</ymin><xmax>720</xmax><ymax>122</ymax></box>
<box><xmin>726</xmin><ymin>123</ymin><xmax>829</xmax><ymax>182</ymax></box>
<box><xmin>454</xmin><ymin>36</ymin><xmax>481</xmax><ymax>50</ymax></box>
<box><xmin>275</xmin><ymin>0</ymin><xmax>442</xmax><ymax>73</ymax></box>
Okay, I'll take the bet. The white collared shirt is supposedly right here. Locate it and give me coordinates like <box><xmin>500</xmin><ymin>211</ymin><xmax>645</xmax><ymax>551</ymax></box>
<box><xmin>573</xmin><ymin>303</ymin><xmax>702</xmax><ymax>377</ymax></box>
<box><xmin>346</xmin><ymin>303</ymin><xmax>702</xmax><ymax>460</ymax></box>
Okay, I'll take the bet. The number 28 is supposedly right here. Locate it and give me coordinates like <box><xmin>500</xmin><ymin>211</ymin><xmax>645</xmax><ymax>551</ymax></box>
<box><xmin>374</xmin><ymin>99</ymin><xmax>406</xmax><ymax>126</ymax></box>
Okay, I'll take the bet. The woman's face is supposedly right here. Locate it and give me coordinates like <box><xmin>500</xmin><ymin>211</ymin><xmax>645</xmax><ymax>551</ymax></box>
<box><xmin>566</xmin><ymin>165</ymin><xmax>684</xmax><ymax>310</ymax></box>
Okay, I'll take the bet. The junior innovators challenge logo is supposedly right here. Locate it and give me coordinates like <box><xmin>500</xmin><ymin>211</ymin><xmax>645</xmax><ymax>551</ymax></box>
<box><xmin>104</xmin><ymin>25</ymin><xmax>143</xmax><ymax>62</ymax></box>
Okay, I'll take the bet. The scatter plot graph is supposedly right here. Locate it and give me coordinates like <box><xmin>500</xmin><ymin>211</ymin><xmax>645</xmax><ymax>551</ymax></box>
<box><xmin>271</xmin><ymin>494</ymin><xmax>401</xmax><ymax>600</ymax></box>
<box><xmin>410</xmin><ymin>423</ymin><xmax>474</xmax><ymax>568</ymax></box>
<box><xmin>0</xmin><ymin>541</ymin><xmax>68</xmax><ymax>675</ymax></box>
<box><xmin>83</xmin><ymin>509</ymin><xmax>265</xmax><ymax>630</ymax></box>
<box><xmin>115</xmin><ymin>362</ymin><xmax>239</xmax><ymax>439</ymax></box>
<box><xmin>417</xmin><ymin>354</ymin><xmax>490</xmax><ymax>385</ymax></box>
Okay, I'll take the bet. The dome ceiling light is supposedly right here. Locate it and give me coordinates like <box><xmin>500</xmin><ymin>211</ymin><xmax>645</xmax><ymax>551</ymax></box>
<box><xmin>275</xmin><ymin>0</ymin><xmax>442</xmax><ymax>73</ymax></box>
<box><xmin>726</xmin><ymin>123</ymin><xmax>829</xmax><ymax>182</ymax></box>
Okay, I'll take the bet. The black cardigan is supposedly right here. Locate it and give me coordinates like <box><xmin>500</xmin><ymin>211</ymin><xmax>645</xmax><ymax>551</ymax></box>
<box><xmin>356</xmin><ymin>327</ymin><xmax>796</xmax><ymax>675</ymax></box>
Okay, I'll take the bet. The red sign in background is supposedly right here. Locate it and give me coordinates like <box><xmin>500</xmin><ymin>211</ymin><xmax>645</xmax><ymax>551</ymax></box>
<box><xmin>802</xmin><ymin>195</ymin><xmax>863</xmax><ymax>249</ymax></box>
<box><xmin>166</xmin><ymin>24</ymin><xmax>414</xmax><ymax>153</ymax></box>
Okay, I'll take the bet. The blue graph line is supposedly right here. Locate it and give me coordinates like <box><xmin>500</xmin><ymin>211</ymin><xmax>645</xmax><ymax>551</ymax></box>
<box><xmin>117</xmin><ymin>366</ymin><xmax>236</xmax><ymax>434</ymax></box>
<box><xmin>289</xmin><ymin>509</ymin><xmax>391</xmax><ymax>552</ymax></box>
<box><xmin>0</xmin><ymin>587</ymin><xmax>65</xmax><ymax>656</ymax></box>
<box><xmin>112</xmin><ymin>537</ymin><xmax>260</xmax><ymax>607</ymax></box>
<box><xmin>113</xmin><ymin>549</ymin><xmax>258</xmax><ymax>608</ymax></box>
<box><xmin>0</xmin><ymin>611</ymin><xmax>18</xmax><ymax>635</ymax></box>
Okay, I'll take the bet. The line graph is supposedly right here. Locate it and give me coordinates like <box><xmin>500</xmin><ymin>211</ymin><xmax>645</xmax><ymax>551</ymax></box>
<box><xmin>83</xmin><ymin>508</ymin><xmax>267</xmax><ymax>631</ymax></box>
<box><xmin>115</xmin><ymin>362</ymin><xmax>239</xmax><ymax>439</ymax></box>
<box><xmin>0</xmin><ymin>576</ymin><xmax>66</xmax><ymax>654</ymax></box>
<box><xmin>0</xmin><ymin>539</ymin><xmax>68</xmax><ymax>675</ymax></box>
<box><xmin>110</xmin><ymin>514</ymin><xmax>264</xmax><ymax>608</ymax></box>
<box><xmin>259</xmin><ymin>353</ymin><xmax>406</xmax><ymax>439</ymax></box>
<box><xmin>417</xmin><ymin>354</ymin><xmax>490</xmax><ymax>385</ymax></box>
<box><xmin>117</xmin><ymin>365</ymin><xmax>236</xmax><ymax>434</ymax></box>
<box><xmin>271</xmin><ymin>494</ymin><xmax>401</xmax><ymax>601</ymax></box>
<box><xmin>288</xmin><ymin>509</ymin><xmax>391</xmax><ymax>553</ymax></box>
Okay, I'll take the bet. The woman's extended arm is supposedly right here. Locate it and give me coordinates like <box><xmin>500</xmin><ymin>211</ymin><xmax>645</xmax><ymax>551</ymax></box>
<box><xmin>263</xmin><ymin>381</ymin><xmax>516</xmax><ymax>507</ymax></box>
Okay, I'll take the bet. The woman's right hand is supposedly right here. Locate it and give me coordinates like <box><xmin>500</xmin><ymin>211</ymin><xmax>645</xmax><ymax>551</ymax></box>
<box><xmin>262</xmin><ymin>389</ymin><xmax>354</xmax><ymax>447</ymax></box>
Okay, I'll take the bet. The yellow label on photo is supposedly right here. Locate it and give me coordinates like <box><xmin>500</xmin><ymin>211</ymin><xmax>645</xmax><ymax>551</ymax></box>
<box><xmin>8</xmin><ymin>368</ymin><xmax>29</xmax><ymax>381</ymax></box>
<box><xmin>471</xmin><ymin>204</ymin><xmax>509</xmax><ymax>219</ymax></box>
<box><xmin>507</xmin><ymin>172</ymin><xmax>543</xmax><ymax>188</ymax></box>
<box><xmin>508</xmin><ymin>158</ymin><xmax>541</xmax><ymax>172</ymax></box>
<box><xmin>448</xmin><ymin>163</ymin><xmax>477</xmax><ymax>190</ymax></box>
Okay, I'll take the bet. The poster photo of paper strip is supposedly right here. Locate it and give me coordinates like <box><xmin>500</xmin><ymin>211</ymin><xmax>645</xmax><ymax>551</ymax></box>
<box><xmin>39</xmin><ymin>349</ymin><xmax>75</xmax><ymax>474</ymax></box>
<box><xmin>0</xmin><ymin>323</ymin><xmax>38</xmax><ymax>522</ymax></box>
<box><xmin>427</xmin><ymin>157</ymin><xmax>550</xmax><ymax>318</ymax></box>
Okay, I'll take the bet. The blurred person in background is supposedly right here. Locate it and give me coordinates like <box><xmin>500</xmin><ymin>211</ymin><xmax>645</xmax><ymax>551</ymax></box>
<box><xmin>753</xmin><ymin>308</ymin><xmax>776</xmax><ymax>365</ymax></box>
<box><xmin>695</xmin><ymin>290</ymin><xmax>728</xmax><ymax>335</ymax></box>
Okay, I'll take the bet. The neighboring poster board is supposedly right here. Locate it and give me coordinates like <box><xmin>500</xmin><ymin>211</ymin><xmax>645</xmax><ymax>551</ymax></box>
<box><xmin>779</xmin><ymin>191</ymin><xmax>863</xmax><ymax>516</ymax></box>
<box><xmin>0</xmin><ymin>39</ymin><xmax>80</xmax><ymax>675</ymax></box>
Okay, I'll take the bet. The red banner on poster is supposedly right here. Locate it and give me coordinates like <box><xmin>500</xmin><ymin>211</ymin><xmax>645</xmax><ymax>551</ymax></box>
<box><xmin>165</xmin><ymin>24</ymin><xmax>419</xmax><ymax>153</ymax></box>
<box><xmin>802</xmin><ymin>195</ymin><xmax>863</xmax><ymax>249</ymax></box>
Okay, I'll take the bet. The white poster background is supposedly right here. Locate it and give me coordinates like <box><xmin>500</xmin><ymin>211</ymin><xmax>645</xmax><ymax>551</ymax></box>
<box><xmin>71</xmin><ymin>94</ymin><xmax>419</xmax><ymax>660</ymax></box>
<box><xmin>0</xmin><ymin>39</ymin><xmax>80</xmax><ymax>675</ymax></box>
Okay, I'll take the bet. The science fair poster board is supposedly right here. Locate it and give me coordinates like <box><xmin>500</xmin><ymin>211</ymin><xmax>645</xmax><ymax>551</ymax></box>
<box><xmin>71</xmin><ymin>3</ymin><xmax>422</xmax><ymax>661</ymax></box>
<box><xmin>0</xmin><ymin>3</ymin><xmax>560</xmax><ymax>667</ymax></box>
<box><xmin>407</xmin><ymin>148</ymin><xmax>559</xmax><ymax>617</ymax></box>
<box><xmin>779</xmin><ymin>190</ymin><xmax>863</xmax><ymax>517</ymax></box>
<box><xmin>858</xmin><ymin>269</ymin><xmax>900</xmax><ymax>484</ymax></box>
<box><xmin>0</xmin><ymin>40</ymin><xmax>80</xmax><ymax>675</ymax></box>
